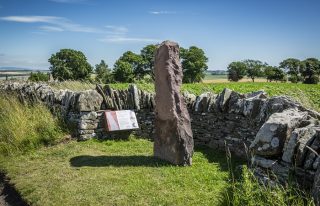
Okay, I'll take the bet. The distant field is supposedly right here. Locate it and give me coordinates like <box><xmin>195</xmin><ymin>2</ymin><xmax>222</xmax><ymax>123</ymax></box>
<box><xmin>0</xmin><ymin>70</ymin><xmax>48</xmax><ymax>80</ymax></box>
<box><xmin>0</xmin><ymin>71</ymin><xmax>30</xmax><ymax>80</ymax></box>
<box><xmin>203</xmin><ymin>74</ymin><xmax>267</xmax><ymax>83</ymax></box>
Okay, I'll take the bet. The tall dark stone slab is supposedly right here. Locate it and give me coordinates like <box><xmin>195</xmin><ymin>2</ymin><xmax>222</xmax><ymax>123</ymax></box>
<box><xmin>154</xmin><ymin>41</ymin><xmax>194</xmax><ymax>166</ymax></box>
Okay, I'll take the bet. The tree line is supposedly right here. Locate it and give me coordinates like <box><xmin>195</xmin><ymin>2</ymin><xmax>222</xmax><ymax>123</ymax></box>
<box><xmin>29</xmin><ymin>44</ymin><xmax>319</xmax><ymax>85</ymax></box>
<box><xmin>227</xmin><ymin>58</ymin><xmax>320</xmax><ymax>84</ymax></box>
<box><xmin>42</xmin><ymin>45</ymin><xmax>208</xmax><ymax>84</ymax></box>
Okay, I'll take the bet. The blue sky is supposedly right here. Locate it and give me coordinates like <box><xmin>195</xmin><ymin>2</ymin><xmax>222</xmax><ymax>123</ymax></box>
<box><xmin>0</xmin><ymin>0</ymin><xmax>320</xmax><ymax>70</ymax></box>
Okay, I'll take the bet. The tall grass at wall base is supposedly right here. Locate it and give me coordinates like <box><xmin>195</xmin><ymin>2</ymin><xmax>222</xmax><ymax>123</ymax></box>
<box><xmin>0</xmin><ymin>93</ymin><xmax>66</xmax><ymax>156</ymax></box>
<box><xmin>223</xmin><ymin>165</ymin><xmax>315</xmax><ymax>206</ymax></box>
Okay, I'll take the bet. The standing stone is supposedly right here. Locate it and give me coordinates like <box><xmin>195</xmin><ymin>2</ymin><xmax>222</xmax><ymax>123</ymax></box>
<box><xmin>154</xmin><ymin>41</ymin><xmax>194</xmax><ymax>166</ymax></box>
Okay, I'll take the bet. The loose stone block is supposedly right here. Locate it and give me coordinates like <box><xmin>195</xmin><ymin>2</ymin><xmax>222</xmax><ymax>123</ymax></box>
<box><xmin>153</xmin><ymin>41</ymin><xmax>194</xmax><ymax>166</ymax></box>
<box><xmin>250</xmin><ymin>108</ymin><xmax>308</xmax><ymax>156</ymax></box>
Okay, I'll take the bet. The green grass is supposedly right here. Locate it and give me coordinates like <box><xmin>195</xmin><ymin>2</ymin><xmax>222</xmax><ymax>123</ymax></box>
<box><xmin>225</xmin><ymin>165</ymin><xmax>315</xmax><ymax>206</ymax></box>
<box><xmin>0</xmin><ymin>137</ymin><xmax>314</xmax><ymax>206</ymax></box>
<box><xmin>49</xmin><ymin>81</ymin><xmax>96</xmax><ymax>91</ymax></box>
<box><xmin>0</xmin><ymin>138</ymin><xmax>239</xmax><ymax>206</ymax></box>
<box><xmin>0</xmin><ymin>93</ymin><xmax>66</xmax><ymax>156</ymax></box>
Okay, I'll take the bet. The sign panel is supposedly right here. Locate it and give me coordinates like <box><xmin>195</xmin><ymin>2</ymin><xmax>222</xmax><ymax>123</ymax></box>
<box><xmin>104</xmin><ymin>110</ymin><xmax>139</xmax><ymax>131</ymax></box>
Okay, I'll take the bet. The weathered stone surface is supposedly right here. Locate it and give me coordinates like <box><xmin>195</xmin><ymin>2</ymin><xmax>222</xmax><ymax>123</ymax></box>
<box><xmin>78</xmin><ymin>120</ymin><xmax>98</xmax><ymax>130</ymax></box>
<box><xmin>314</xmin><ymin>157</ymin><xmax>320</xmax><ymax>170</ymax></box>
<box><xmin>194</xmin><ymin>92</ymin><xmax>216</xmax><ymax>113</ymax></box>
<box><xmin>76</xmin><ymin>90</ymin><xmax>103</xmax><ymax>112</ymax></box>
<box><xmin>295</xmin><ymin>127</ymin><xmax>318</xmax><ymax>166</ymax></box>
<box><xmin>129</xmin><ymin>84</ymin><xmax>140</xmax><ymax>110</ymax></box>
<box><xmin>312</xmin><ymin>167</ymin><xmax>320</xmax><ymax>206</ymax></box>
<box><xmin>216</xmin><ymin>88</ymin><xmax>233</xmax><ymax>112</ymax></box>
<box><xmin>250</xmin><ymin>108</ymin><xmax>308</xmax><ymax>156</ymax></box>
<box><xmin>252</xmin><ymin>156</ymin><xmax>277</xmax><ymax>169</ymax></box>
<box><xmin>80</xmin><ymin>111</ymin><xmax>98</xmax><ymax>120</ymax></box>
<box><xmin>153</xmin><ymin>41</ymin><xmax>194</xmax><ymax>166</ymax></box>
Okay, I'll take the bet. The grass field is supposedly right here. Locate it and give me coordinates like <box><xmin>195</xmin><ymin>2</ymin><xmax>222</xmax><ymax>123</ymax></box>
<box><xmin>203</xmin><ymin>74</ymin><xmax>267</xmax><ymax>83</ymax></box>
<box><xmin>0</xmin><ymin>137</ymin><xmax>314</xmax><ymax>206</ymax></box>
<box><xmin>0</xmin><ymin>138</ymin><xmax>236</xmax><ymax>206</ymax></box>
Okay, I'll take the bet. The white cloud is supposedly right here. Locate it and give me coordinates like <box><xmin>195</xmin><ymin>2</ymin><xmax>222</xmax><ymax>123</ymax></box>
<box><xmin>0</xmin><ymin>16</ymin><xmax>61</xmax><ymax>23</ymax></box>
<box><xmin>105</xmin><ymin>25</ymin><xmax>128</xmax><ymax>34</ymax></box>
<box><xmin>49</xmin><ymin>0</ymin><xmax>88</xmax><ymax>3</ymax></box>
<box><xmin>100</xmin><ymin>25</ymin><xmax>160</xmax><ymax>43</ymax></box>
<box><xmin>39</xmin><ymin>25</ymin><xmax>64</xmax><ymax>32</ymax></box>
<box><xmin>0</xmin><ymin>15</ymin><xmax>101</xmax><ymax>33</ymax></box>
<box><xmin>99</xmin><ymin>37</ymin><xmax>160</xmax><ymax>43</ymax></box>
<box><xmin>149</xmin><ymin>11</ymin><xmax>177</xmax><ymax>15</ymax></box>
<box><xmin>0</xmin><ymin>15</ymin><xmax>160</xmax><ymax>43</ymax></box>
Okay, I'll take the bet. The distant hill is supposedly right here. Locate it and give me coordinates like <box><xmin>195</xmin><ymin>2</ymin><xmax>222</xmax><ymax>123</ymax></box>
<box><xmin>0</xmin><ymin>67</ymin><xmax>49</xmax><ymax>72</ymax></box>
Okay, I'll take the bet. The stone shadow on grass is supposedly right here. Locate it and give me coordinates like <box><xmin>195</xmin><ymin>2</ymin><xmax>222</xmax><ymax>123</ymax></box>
<box><xmin>70</xmin><ymin>155</ymin><xmax>171</xmax><ymax>167</ymax></box>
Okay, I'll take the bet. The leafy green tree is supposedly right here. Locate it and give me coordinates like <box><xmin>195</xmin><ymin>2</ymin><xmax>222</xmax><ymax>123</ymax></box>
<box><xmin>279</xmin><ymin>58</ymin><xmax>301</xmax><ymax>76</ymax></box>
<box><xmin>264</xmin><ymin>66</ymin><xmax>274</xmax><ymax>82</ymax></box>
<box><xmin>300</xmin><ymin>58</ymin><xmax>320</xmax><ymax>84</ymax></box>
<box><xmin>28</xmin><ymin>71</ymin><xmax>50</xmax><ymax>82</ymax></box>
<box><xmin>113</xmin><ymin>60</ymin><xmax>134</xmax><ymax>83</ymax></box>
<box><xmin>227</xmin><ymin>61</ymin><xmax>247</xmax><ymax>82</ymax></box>
<box><xmin>95</xmin><ymin>60</ymin><xmax>113</xmax><ymax>83</ymax></box>
<box><xmin>118</xmin><ymin>51</ymin><xmax>145</xmax><ymax>80</ymax></box>
<box><xmin>265</xmin><ymin>66</ymin><xmax>286</xmax><ymax>82</ymax></box>
<box><xmin>243</xmin><ymin>59</ymin><xmax>266</xmax><ymax>82</ymax></box>
<box><xmin>48</xmin><ymin>49</ymin><xmax>92</xmax><ymax>81</ymax></box>
<box><xmin>140</xmin><ymin>44</ymin><xmax>157</xmax><ymax>79</ymax></box>
<box><xmin>180</xmin><ymin>46</ymin><xmax>208</xmax><ymax>83</ymax></box>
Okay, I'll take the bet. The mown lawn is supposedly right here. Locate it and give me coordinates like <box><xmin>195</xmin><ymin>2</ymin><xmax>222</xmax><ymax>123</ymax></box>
<box><xmin>0</xmin><ymin>138</ymin><xmax>239</xmax><ymax>206</ymax></box>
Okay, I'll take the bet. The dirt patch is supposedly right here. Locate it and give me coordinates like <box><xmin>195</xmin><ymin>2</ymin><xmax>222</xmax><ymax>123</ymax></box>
<box><xmin>0</xmin><ymin>173</ymin><xmax>28</xmax><ymax>206</ymax></box>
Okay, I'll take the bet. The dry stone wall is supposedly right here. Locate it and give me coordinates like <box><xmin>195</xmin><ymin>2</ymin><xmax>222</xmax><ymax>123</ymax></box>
<box><xmin>1</xmin><ymin>81</ymin><xmax>320</xmax><ymax>202</ymax></box>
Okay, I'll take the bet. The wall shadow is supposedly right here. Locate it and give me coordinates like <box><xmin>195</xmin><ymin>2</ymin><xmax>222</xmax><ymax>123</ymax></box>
<box><xmin>70</xmin><ymin>155</ymin><xmax>171</xmax><ymax>167</ymax></box>
<box><xmin>0</xmin><ymin>172</ymin><xmax>29</xmax><ymax>206</ymax></box>
<box><xmin>195</xmin><ymin>145</ymin><xmax>246</xmax><ymax>172</ymax></box>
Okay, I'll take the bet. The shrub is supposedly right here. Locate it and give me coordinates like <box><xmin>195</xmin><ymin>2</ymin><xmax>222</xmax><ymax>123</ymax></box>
<box><xmin>227</xmin><ymin>61</ymin><xmax>247</xmax><ymax>82</ymax></box>
<box><xmin>0</xmin><ymin>94</ymin><xmax>65</xmax><ymax>156</ymax></box>
<box><xmin>304</xmin><ymin>75</ymin><xmax>319</xmax><ymax>84</ymax></box>
<box><xmin>28</xmin><ymin>71</ymin><xmax>50</xmax><ymax>82</ymax></box>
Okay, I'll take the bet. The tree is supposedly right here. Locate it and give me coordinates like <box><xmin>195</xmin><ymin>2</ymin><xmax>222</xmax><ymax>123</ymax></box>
<box><xmin>243</xmin><ymin>59</ymin><xmax>266</xmax><ymax>82</ymax></box>
<box><xmin>279</xmin><ymin>58</ymin><xmax>301</xmax><ymax>76</ymax></box>
<box><xmin>300</xmin><ymin>58</ymin><xmax>320</xmax><ymax>84</ymax></box>
<box><xmin>279</xmin><ymin>58</ymin><xmax>301</xmax><ymax>83</ymax></box>
<box><xmin>48</xmin><ymin>49</ymin><xmax>92</xmax><ymax>81</ymax></box>
<box><xmin>118</xmin><ymin>51</ymin><xmax>145</xmax><ymax>80</ymax></box>
<box><xmin>113</xmin><ymin>60</ymin><xmax>134</xmax><ymax>83</ymax></box>
<box><xmin>95</xmin><ymin>60</ymin><xmax>113</xmax><ymax>83</ymax></box>
<box><xmin>264</xmin><ymin>66</ymin><xmax>286</xmax><ymax>82</ymax></box>
<box><xmin>180</xmin><ymin>46</ymin><xmax>208</xmax><ymax>83</ymax></box>
<box><xmin>28</xmin><ymin>71</ymin><xmax>49</xmax><ymax>82</ymax></box>
<box><xmin>140</xmin><ymin>44</ymin><xmax>157</xmax><ymax>79</ymax></box>
<box><xmin>227</xmin><ymin>61</ymin><xmax>247</xmax><ymax>82</ymax></box>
